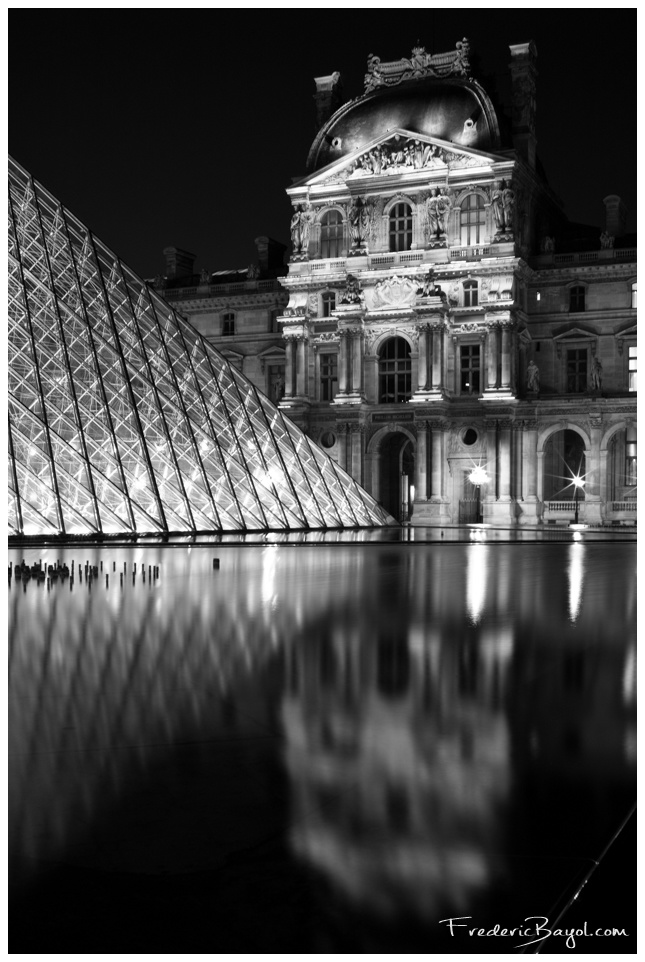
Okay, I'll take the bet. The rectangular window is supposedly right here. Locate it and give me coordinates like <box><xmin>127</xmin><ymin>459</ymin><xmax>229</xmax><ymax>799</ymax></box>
<box><xmin>222</xmin><ymin>313</ymin><xmax>235</xmax><ymax>336</ymax></box>
<box><xmin>628</xmin><ymin>345</ymin><xmax>637</xmax><ymax>391</ymax></box>
<box><xmin>320</xmin><ymin>353</ymin><xmax>338</xmax><ymax>401</ymax></box>
<box><xmin>567</xmin><ymin>349</ymin><xmax>587</xmax><ymax>393</ymax></box>
<box><xmin>321</xmin><ymin>292</ymin><xmax>336</xmax><ymax>317</ymax></box>
<box><xmin>460</xmin><ymin>345</ymin><xmax>480</xmax><ymax>394</ymax></box>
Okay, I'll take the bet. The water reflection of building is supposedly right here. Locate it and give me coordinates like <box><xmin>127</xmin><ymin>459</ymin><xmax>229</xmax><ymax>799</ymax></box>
<box><xmin>280</xmin><ymin>544</ymin><xmax>636</xmax><ymax>918</ymax></box>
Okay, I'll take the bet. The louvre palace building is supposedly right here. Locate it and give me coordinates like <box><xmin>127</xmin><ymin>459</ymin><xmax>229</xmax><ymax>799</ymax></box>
<box><xmin>158</xmin><ymin>39</ymin><xmax>636</xmax><ymax>527</ymax></box>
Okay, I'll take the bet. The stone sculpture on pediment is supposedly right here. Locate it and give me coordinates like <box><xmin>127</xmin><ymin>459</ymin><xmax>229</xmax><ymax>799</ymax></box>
<box><xmin>340</xmin><ymin>273</ymin><xmax>363</xmax><ymax>305</ymax></box>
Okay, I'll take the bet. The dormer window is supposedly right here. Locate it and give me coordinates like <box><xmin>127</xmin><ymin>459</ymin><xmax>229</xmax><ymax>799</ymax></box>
<box><xmin>320</xmin><ymin>210</ymin><xmax>343</xmax><ymax>258</ymax></box>
<box><xmin>569</xmin><ymin>285</ymin><xmax>586</xmax><ymax>313</ymax></box>
<box><xmin>389</xmin><ymin>203</ymin><xmax>413</xmax><ymax>252</ymax></box>
<box><xmin>222</xmin><ymin>312</ymin><xmax>235</xmax><ymax>336</ymax></box>
<box><xmin>463</xmin><ymin>280</ymin><xmax>479</xmax><ymax>307</ymax></box>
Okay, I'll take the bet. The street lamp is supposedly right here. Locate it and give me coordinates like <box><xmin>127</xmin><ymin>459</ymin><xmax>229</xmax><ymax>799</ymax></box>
<box><xmin>572</xmin><ymin>474</ymin><xmax>585</xmax><ymax>525</ymax></box>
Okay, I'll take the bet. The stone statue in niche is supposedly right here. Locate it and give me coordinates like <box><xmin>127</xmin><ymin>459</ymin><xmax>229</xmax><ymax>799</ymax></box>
<box><xmin>502</xmin><ymin>184</ymin><xmax>515</xmax><ymax>228</ymax></box>
<box><xmin>340</xmin><ymin>274</ymin><xmax>363</xmax><ymax>305</ymax></box>
<box><xmin>348</xmin><ymin>197</ymin><xmax>372</xmax><ymax>249</ymax></box>
<box><xmin>541</xmin><ymin>235</ymin><xmax>555</xmax><ymax>253</ymax></box>
<box><xmin>426</xmin><ymin>187</ymin><xmax>452</xmax><ymax>239</ymax></box>
<box><xmin>491</xmin><ymin>180</ymin><xmax>514</xmax><ymax>235</ymax></box>
<box><xmin>290</xmin><ymin>205</ymin><xmax>312</xmax><ymax>254</ymax></box>
<box><xmin>527</xmin><ymin>360</ymin><xmax>540</xmax><ymax>393</ymax></box>
<box><xmin>599</xmin><ymin>230</ymin><xmax>615</xmax><ymax>250</ymax></box>
<box><xmin>590</xmin><ymin>357</ymin><xmax>603</xmax><ymax>392</ymax></box>
<box><xmin>200</xmin><ymin>268</ymin><xmax>210</xmax><ymax>284</ymax></box>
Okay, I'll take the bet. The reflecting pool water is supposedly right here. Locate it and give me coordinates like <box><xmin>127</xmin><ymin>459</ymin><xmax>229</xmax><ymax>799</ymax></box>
<box><xmin>9</xmin><ymin>541</ymin><xmax>636</xmax><ymax>953</ymax></box>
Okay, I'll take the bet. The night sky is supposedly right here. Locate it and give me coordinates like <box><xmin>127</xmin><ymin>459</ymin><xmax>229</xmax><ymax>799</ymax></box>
<box><xmin>9</xmin><ymin>7</ymin><xmax>636</xmax><ymax>280</ymax></box>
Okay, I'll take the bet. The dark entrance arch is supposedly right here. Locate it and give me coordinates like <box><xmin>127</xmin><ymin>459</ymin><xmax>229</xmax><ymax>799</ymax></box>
<box><xmin>379</xmin><ymin>432</ymin><xmax>415</xmax><ymax>521</ymax></box>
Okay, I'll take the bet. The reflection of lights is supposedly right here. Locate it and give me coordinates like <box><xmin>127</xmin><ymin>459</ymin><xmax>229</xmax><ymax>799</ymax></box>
<box><xmin>567</xmin><ymin>542</ymin><xmax>584</xmax><ymax>622</ymax></box>
<box><xmin>467</xmin><ymin>544</ymin><xmax>488</xmax><ymax>624</ymax></box>
<box><xmin>622</xmin><ymin>644</ymin><xmax>636</xmax><ymax>705</ymax></box>
<box><xmin>572</xmin><ymin>531</ymin><xmax>582</xmax><ymax>541</ymax></box>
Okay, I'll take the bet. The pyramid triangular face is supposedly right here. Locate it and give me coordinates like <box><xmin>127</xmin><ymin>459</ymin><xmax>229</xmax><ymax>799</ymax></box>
<box><xmin>8</xmin><ymin>157</ymin><xmax>393</xmax><ymax>536</ymax></box>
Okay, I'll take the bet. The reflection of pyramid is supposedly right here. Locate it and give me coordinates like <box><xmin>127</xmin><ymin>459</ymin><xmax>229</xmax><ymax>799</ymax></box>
<box><xmin>8</xmin><ymin>158</ymin><xmax>392</xmax><ymax>536</ymax></box>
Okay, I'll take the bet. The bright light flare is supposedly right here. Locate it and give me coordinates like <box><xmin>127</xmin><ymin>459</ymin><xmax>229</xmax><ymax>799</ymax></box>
<box><xmin>468</xmin><ymin>465</ymin><xmax>490</xmax><ymax>487</ymax></box>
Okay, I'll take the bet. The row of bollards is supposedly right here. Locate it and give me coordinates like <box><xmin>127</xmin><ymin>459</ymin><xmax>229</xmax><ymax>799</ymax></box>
<box><xmin>10</xmin><ymin>556</ymin><xmax>222</xmax><ymax>592</ymax></box>
<box><xmin>9</xmin><ymin>556</ymin><xmax>166</xmax><ymax>592</ymax></box>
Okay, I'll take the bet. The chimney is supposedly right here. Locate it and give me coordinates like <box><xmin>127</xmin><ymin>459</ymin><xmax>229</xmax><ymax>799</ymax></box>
<box><xmin>313</xmin><ymin>72</ymin><xmax>344</xmax><ymax>129</ymax></box>
<box><xmin>163</xmin><ymin>247</ymin><xmax>196</xmax><ymax>279</ymax></box>
<box><xmin>603</xmin><ymin>195</ymin><xmax>627</xmax><ymax>238</ymax></box>
<box><xmin>509</xmin><ymin>41</ymin><xmax>537</xmax><ymax>168</ymax></box>
<box><xmin>254</xmin><ymin>236</ymin><xmax>287</xmax><ymax>274</ymax></box>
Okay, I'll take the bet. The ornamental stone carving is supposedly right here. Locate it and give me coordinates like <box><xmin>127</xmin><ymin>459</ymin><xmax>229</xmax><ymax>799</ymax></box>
<box><xmin>372</xmin><ymin>274</ymin><xmax>418</xmax><ymax>308</ymax></box>
<box><xmin>363</xmin><ymin>40</ymin><xmax>472</xmax><ymax>94</ymax></box>
<box><xmin>340</xmin><ymin>273</ymin><xmax>364</xmax><ymax>304</ymax></box>
<box><xmin>491</xmin><ymin>180</ymin><xmax>515</xmax><ymax>237</ymax></box>
<box><xmin>339</xmin><ymin>136</ymin><xmax>481</xmax><ymax>184</ymax></box>
<box><xmin>425</xmin><ymin>188</ymin><xmax>453</xmax><ymax>239</ymax></box>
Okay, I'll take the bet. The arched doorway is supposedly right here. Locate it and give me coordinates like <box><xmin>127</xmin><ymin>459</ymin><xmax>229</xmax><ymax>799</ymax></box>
<box><xmin>379</xmin><ymin>432</ymin><xmax>415</xmax><ymax>521</ymax></box>
<box><xmin>543</xmin><ymin>429</ymin><xmax>586</xmax><ymax>501</ymax></box>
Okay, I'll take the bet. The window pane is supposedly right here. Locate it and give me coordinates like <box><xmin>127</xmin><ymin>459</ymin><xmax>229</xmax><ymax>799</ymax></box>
<box><xmin>629</xmin><ymin>345</ymin><xmax>637</xmax><ymax>391</ymax></box>
<box><xmin>460</xmin><ymin>194</ymin><xmax>485</xmax><ymax>246</ymax></box>
<box><xmin>322</xmin><ymin>292</ymin><xmax>336</xmax><ymax>317</ymax></box>
<box><xmin>320</xmin><ymin>354</ymin><xmax>338</xmax><ymax>401</ymax></box>
<box><xmin>378</xmin><ymin>337</ymin><xmax>411</xmax><ymax>402</ymax></box>
<box><xmin>566</xmin><ymin>349</ymin><xmax>587</xmax><ymax>392</ymax></box>
<box><xmin>389</xmin><ymin>203</ymin><xmax>412</xmax><ymax>252</ymax></box>
<box><xmin>569</xmin><ymin>286</ymin><xmax>585</xmax><ymax>313</ymax></box>
<box><xmin>460</xmin><ymin>345</ymin><xmax>480</xmax><ymax>394</ymax></box>
<box><xmin>321</xmin><ymin>210</ymin><xmax>343</xmax><ymax>258</ymax></box>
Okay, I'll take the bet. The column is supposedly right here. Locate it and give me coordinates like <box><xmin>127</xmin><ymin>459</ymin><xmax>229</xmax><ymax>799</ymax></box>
<box><xmin>417</xmin><ymin>328</ymin><xmax>428</xmax><ymax>391</ymax></box>
<box><xmin>415</xmin><ymin>421</ymin><xmax>428</xmax><ymax>500</ymax></box>
<box><xmin>522</xmin><ymin>424</ymin><xmax>538</xmax><ymax>500</ymax></box>
<box><xmin>351</xmin><ymin>330</ymin><xmax>363</xmax><ymax>395</ymax></box>
<box><xmin>337</xmin><ymin>331</ymin><xmax>349</xmax><ymax>395</ymax></box>
<box><xmin>432</xmin><ymin>328</ymin><xmax>443</xmax><ymax>390</ymax></box>
<box><xmin>284</xmin><ymin>338</ymin><xmax>295</xmax><ymax>397</ymax></box>
<box><xmin>430</xmin><ymin>424</ymin><xmax>443</xmax><ymax>499</ymax></box>
<box><xmin>485</xmin><ymin>421</ymin><xmax>497</xmax><ymax>500</ymax></box>
<box><xmin>350</xmin><ymin>424</ymin><xmax>363</xmax><ymax>483</ymax></box>
<box><xmin>500</xmin><ymin>326</ymin><xmax>511</xmax><ymax>389</ymax></box>
<box><xmin>486</xmin><ymin>326</ymin><xmax>498</xmax><ymax>390</ymax></box>
<box><xmin>295</xmin><ymin>336</ymin><xmax>307</xmax><ymax>396</ymax></box>
<box><xmin>336</xmin><ymin>422</ymin><xmax>348</xmax><ymax>471</ymax></box>
<box><xmin>498</xmin><ymin>420</ymin><xmax>512</xmax><ymax>500</ymax></box>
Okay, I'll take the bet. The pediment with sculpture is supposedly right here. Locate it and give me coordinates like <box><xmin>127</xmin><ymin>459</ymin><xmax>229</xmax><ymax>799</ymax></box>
<box><xmin>304</xmin><ymin>131</ymin><xmax>501</xmax><ymax>188</ymax></box>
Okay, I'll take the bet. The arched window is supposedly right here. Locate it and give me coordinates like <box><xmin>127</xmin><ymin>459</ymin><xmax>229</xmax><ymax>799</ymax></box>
<box><xmin>460</xmin><ymin>193</ymin><xmax>485</xmax><ymax>246</ymax></box>
<box><xmin>463</xmin><ymin>280</ymin><xmax>479</xmax><ymax>307</ymax></box>
<box><xmin>321</xmin><ymin>291</ymin><xmax>336</xmax><ymax>317</ymax></box>
<box><xmin>389</xmin><ymin>203</ymin><xmax>413</xmax><ymax>252</ymax></box>
<box><xmin>378</xmin><ymin>337</ymin><xmax>411</xmax><ymax>403</ymax></box>
<box><xmin>569</xmin><ymin>285</ymin><xmax>586</xmax><ymax>313</ymax></box>
<box><xmin>320</xmin><ymin>210</ymin><xmax>344</xmax><ymax>258</ymax></box>
<box><xmin>222</xmin><ymin>312</ymin><xmax>235</xmax><ymax>336</ymax></box>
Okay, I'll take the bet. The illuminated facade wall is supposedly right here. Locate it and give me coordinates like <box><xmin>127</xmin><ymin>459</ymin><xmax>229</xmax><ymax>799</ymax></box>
<box><xmin>8</xmin><ymin>158</ymin><xmax>393</xmax><ymax>537</ymax></box>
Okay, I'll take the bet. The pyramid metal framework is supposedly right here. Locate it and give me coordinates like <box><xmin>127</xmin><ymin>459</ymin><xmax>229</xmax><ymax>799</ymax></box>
<box><xmin>8</xmin><ymin>157</ymin><xmax>392</xmax><ymax>536</ymax></box>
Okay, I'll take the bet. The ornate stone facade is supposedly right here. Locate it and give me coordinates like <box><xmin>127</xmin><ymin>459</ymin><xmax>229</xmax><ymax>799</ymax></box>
<box><xmin>160</xmin><ymin>38</ymin><xmax>636</xmax><ymax>527</ymax></box>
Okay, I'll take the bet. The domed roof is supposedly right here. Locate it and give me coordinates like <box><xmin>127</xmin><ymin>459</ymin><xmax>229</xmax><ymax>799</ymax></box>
<box><xmin>307</xmin><ymin>77</ymin><xmax>501</xmax><ymax>172</ymax></box>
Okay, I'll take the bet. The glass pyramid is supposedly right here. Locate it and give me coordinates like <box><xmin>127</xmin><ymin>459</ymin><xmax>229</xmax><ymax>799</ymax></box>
<box><xmin>8</xmin><ymin>157</ymin><xmax>392</xmax><ymax>536</ymax></box>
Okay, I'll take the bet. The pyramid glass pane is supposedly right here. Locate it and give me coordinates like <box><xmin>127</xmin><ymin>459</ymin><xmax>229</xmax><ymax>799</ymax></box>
<box><xmin>8</xmin><ymin>157</ymin><xmax>394</xmax><ymax>536</ymax></box>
